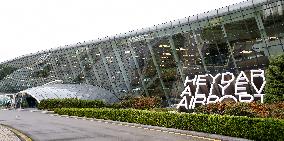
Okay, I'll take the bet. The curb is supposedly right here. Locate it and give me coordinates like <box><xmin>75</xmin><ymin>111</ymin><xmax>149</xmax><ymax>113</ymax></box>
<box><xmin>1</xmin><ymin>124</ymin><xmax>32</xmax><ymax>141</ymax></box>
<box><xmin>41</xmin><ymin>110</ymin><xmax>54</xmax><ymax>114</ymax></box>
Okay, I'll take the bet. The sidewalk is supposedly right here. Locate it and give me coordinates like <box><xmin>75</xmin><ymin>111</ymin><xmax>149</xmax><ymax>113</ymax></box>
<box><xmin>0</xmin><ymin>125</ymin><xmax>20</xmax><ymax>141</ymax></box>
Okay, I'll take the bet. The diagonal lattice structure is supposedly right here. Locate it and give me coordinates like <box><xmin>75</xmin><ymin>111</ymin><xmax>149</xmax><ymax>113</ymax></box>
<box><xmin>0</xmin><ymin>0</ymin><xmax>283</xmax><ymax>106</ymax></box>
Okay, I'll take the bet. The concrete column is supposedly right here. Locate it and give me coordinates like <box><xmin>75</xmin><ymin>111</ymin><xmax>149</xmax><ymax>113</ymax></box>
<box><xmin>85</xmin><ymin>47</ymin><xmax>102</xmax><ymax>86</ymax></box>
<box><xmin>265</xmin><ymin>2</ymin><xmax>284</xmax><ymax>52</ymax></box>
<box><xmin>55</xmin><ymin>54</ymin><xmax>69</xmax><ymax>82</ymax></box>
<box><xmin>221</xmin><ymin>24</ymin><xmax>239</xmax><ymax>73</ymax></box>
<box><xmin>255</xmin><ymin>12</ymin><xmax>270</xmax><ymax>56</ymax></box>
<box><xmin>278</xmin><ymin>1</ymin><xmax>283</xmax><ymax>16</ymax></box>
<box><xmin>128</xmin><ymin>43</ymin><xmax>149</xmax><ymax>96</ymax></box>
<box><xmin>50</xmin><ymin>53</ymin><xmax>60</xmax><ymax>80</ymax></box>
<box><xmin>66</xmin><ymin>54</ymin><xmax>77</xmax><ymax>81</ymax></box>
<box><xmin>192</xmin><ymin>31</ymin><xmax>208</xmax><ymax>73</ymax></box>
<box><xmin>168</xmin><ymin>36</ymin><xmax>185</xmax><ymax>83</ymax></box>
<box><xmin>111</xmin><ymin>42</ymin><xmax>131</xmax><ymax>91</ymax></box>
<box><xmin>75</xmin><ymin>49</ymin><xmax>90</xmax><ymax>84</ymax></box>
<box><xmin>147</xmin><ymin>40</ymin><xmax>171</xmax><ymax>106</ymax></box>
<box><xmin>98</xmin><ymin>45</ymin><xmax>119</xmax><ymax>95</ymax></box>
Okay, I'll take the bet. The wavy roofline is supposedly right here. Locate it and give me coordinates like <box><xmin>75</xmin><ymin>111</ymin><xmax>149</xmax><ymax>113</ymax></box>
<box><xmin>1</xmin><ymin>0</ymin><xmax>277</xmax><ymax>64</ymax></box>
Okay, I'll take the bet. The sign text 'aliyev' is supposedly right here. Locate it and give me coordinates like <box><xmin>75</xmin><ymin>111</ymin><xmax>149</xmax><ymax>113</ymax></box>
<box><xmin>176</xmin><ymin>70</ymin><xmax>266</xmax><ymax>109</ymax></box>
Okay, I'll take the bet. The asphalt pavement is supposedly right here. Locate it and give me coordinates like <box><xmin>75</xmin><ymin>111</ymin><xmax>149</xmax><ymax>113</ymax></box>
<box><xmin>0</xmin><ymin>109</ymin><xmax>250</xmax><ymax>141</ymax></box>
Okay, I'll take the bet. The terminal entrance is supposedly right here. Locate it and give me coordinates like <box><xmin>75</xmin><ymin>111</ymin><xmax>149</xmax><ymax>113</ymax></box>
<box><xmin>15</xmin><ymin>93</ymin><xmax>38</xmax><ymax>108</ymax></box>
<box><xmin>25</xmin><ymin>96</ymin><xmax>37</xmax><ymax>108</ymax></box>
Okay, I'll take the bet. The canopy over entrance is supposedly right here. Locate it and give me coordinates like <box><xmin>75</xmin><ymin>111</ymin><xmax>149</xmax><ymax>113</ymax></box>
<box><xmin>18</xmin><ymin>84</ymin><xmax>119</xmax><ymax>104</ymax></box>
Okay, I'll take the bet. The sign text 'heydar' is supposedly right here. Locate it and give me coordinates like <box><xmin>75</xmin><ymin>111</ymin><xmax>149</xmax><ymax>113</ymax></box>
<box><xmin>176</xmin><ymin>70</ymin><xmax>266</xmax><ymax>109</ymax></box>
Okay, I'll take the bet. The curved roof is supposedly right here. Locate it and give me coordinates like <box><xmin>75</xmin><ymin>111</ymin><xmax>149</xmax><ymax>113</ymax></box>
<box><xmin>0</xmin><ymin>95</ymin><xmax>12</xmax><ymax>106</ymax></box>
<box><xmin>19</xmin><ymin>84</ymin><xmax>119</xmax><ymax>103</ymax></box>
<box><xmin>1</xmin><ymin>0</ymin><xmax>276</xmax><ymax>64</ymax></box>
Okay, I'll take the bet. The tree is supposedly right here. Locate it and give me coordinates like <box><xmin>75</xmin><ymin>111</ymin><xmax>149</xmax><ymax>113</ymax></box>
<box><xmin>264</xmin><ymin>54</ymin><xmax>284</xmax><ymax>103</ymax></box>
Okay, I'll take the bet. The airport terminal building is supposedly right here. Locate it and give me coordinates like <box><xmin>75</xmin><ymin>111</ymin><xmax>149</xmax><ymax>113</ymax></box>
<box><xmin>0</xmin><ymin>0</ymin><xmax>283</xmax><ymax>106</ymax></box>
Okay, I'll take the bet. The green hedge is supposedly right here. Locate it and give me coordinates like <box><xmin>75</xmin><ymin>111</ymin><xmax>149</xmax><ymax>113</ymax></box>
<box><xmin>38</xmin><ymin>98</ymin><xmax>106</xmax><ymax>110</ymax></box>
<box><xmin>54</xmin><ymin>108</ymin><xmax>284</xmax><ymax>141</ymax></box>
<box><xmin>38</xmin><ymin>97</ymin><xmax>162</xmax><ymax>110</ymax></box>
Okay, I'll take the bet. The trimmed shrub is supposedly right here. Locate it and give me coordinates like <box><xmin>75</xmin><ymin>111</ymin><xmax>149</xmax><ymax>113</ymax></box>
<box><xmin>194</xmin><ymin>102</ymin><xmax>284</xmax><ymax>119</ymax></box>
<box><xmin>112</xmin><ymin>96</ymin><xmax>162</xmax><ymax>109</ymax></box>
<box><xmin>38</xmin><ymin>96</ymin><xmax>162</xmax><ymax>110</ymax></box>
<box><xmin>54</xmin><ymin>108</ymin><xmax>284</xmax><ymax>141</ymax></box>
<box><xmin>37</xmin><ymin>98</ymin><xmax>106</xmax><ymax>110</ymax></box>
<box><xmin>265</xmin><ymin>54</ymin><xmax>284</xmax><ymax>103</ymax></box>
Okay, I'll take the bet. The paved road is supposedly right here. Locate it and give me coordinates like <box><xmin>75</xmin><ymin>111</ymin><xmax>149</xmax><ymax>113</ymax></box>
<box><xmin>0</xmin><ymin>109</ymin><xmax>249</xmax><ymax>141</ymax></box>
<box><xmin>0</xmin><ymin>109</ymin><xmax>213</xmax><ymax>141</ymax></box>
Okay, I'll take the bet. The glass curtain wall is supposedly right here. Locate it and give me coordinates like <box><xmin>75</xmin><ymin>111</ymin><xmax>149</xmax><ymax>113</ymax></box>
<box><xmin>1</xmin><ymin>0</ymin><xmax>284</xmax><ymax>105</ymax></box>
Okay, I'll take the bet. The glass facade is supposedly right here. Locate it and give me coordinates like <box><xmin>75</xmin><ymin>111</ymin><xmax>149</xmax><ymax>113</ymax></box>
<box><xmin>0</xmin><ymin>0</ymin><xmax>283</xmax><ymax>105</ymax></box>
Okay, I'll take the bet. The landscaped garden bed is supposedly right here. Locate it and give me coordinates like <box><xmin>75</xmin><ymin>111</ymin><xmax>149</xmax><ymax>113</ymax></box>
<box><xmin>54</xmin><ymin>107</ymin><xmax>284</xmax><ymax>141</ymax></box>
<box><xmin>194</xmin><ymin>101</ymin><xmax>284</xmax><ymax>119</ymax></box>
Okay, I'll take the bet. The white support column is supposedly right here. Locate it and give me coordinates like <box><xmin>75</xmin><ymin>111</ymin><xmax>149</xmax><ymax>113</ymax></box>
<box><xmin>221</xmin><ymin>24</ymin><xmax>239</xmax><ymax>73</ymax></box>
<box><xmin>55</xmin><ymin>54</ymin><xmax>69</xmax><ymax>82</ymax></box>
<box><xmin>66</xmin><ymin>54</ymin><xmax>78</xmax><ymax>81</ymax></box>
<box><xmin>168</xmin><ymin>36</ymin><xmax>185</xmax><ymax>83</ymax></box>
<box><xmin>86</xmin><ymin>47</ymin><xmax>102</xmax><ymax>86</ymax></box>
<box><xmin>192</xmin><ymin>30</ymin><xmax>208</xmax><ymax>73</ymax></box>
<box><xmin>98</xmin><ymin>45</ymin><xmax>119</xmax><ymax>96</ymax></box>
<box><xmin>147</xmin><ymin>40</ymin><xmax>171</xmax><ymax>106</ymax></box>
<box><xmin>50</xmin><ymin>53</ymin><xmax>60</xmax><ymax>80</ymax></box>
<box><xmin>128</xmin><ymin>43</ymin><xmax>149</xmax><ymax>96</ymax></box>
<box><xmin>75</xmin><ymin>49</ymin><xmax>90</xmax><ymax>84</ymax></box>
<box><xmin>111</xmin><ymin>42</ymin><xmax>131</xmax><ymax>91</ymax></box>
<box><xmin>255</xmin><ymin>12</ymin><xmax>270</xmax><ymax>56</ymax></box>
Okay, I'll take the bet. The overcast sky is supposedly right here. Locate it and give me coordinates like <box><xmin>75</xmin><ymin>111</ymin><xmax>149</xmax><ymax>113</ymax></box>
<box><xmin>0</xmin><ymin>0</ymin><xmax>245</xmax><ymax>63</ymax></box>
